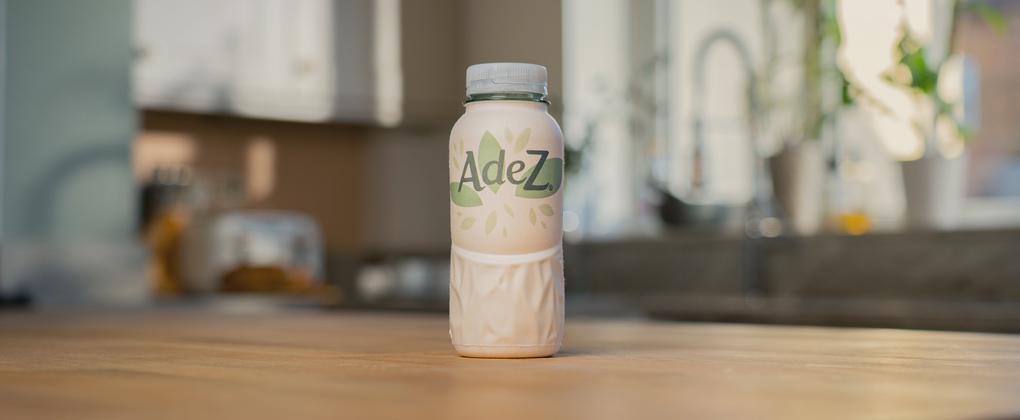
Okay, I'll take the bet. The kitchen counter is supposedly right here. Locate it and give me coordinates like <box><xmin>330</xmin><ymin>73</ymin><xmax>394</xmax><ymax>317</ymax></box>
<box><xmin>1</xmin><ymin>309</ymin><xmax>1018</xmax><ymax>419</ymax></box>
<box><xmin>566</xmin><ymin>229</ymin><xmax>1020</xmax><ymax>332</ymax></box>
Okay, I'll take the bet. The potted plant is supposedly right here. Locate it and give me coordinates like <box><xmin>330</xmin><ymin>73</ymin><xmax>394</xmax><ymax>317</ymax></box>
<box><xmin>882</xmin><ymin>1</ymin><xmax>1003</xmax><ymax>230</ymax></box>
<box><xmin>765</xmin><ymin>0</ymin><xmax>841</xmax><ymax>235</ymax></box>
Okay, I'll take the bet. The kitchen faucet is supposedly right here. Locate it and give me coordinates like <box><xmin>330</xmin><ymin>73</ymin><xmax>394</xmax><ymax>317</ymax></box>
<box><xmin>690</xmin><ymin>28</ymin><xmax>780</xmax><ymax>238</ymax></box>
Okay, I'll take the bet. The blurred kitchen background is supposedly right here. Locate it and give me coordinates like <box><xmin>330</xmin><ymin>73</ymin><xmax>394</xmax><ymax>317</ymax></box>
<box><xmin>1</xmin><ymin>0</ymin><xmax>1019</xmax><ymax>332</ymax></box>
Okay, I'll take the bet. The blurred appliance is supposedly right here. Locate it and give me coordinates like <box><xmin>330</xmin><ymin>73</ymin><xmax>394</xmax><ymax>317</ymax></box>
<box><xmin>185</xmin><ymin>210</ymin><xmax>324</xmax><ymax>293</ymax></box>
<box><xmin>141</xmin><ymin>165</ymin><xmax>193</xmax><ymax>295</ymax></box>
<box><xmin>354</xmin><ymin>254</ymin><xmax>449</xmax><ymax>309</ymax></box>
<box><xmin>140</xmin><ymin>166</ymin><xmax>192</xmax><ymax>232</ymax></box>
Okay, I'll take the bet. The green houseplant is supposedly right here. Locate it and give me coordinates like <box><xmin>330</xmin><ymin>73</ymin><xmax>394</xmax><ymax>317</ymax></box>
<box><xmin>764</xmin><ymin>0</ymin><xmax>842</xmax><ymax>235</ymax></box>
<box><xmin>881</xmin><ymin>1</ymin><xmax>1004</xmax><ymax>229</ymax></box>
<box><xmin>769</xmin><ymin>0</ymin><xmax>1004</xmax><ymax>232</ymax></box>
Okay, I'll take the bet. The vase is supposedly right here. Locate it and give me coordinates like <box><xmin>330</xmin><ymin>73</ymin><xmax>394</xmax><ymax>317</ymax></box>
<box><xmin>768</xmin><ymin>142</ymin><xmax>825</xmax><ymax>236</ymax></box>
<box><xmin>900</xmin><ymin>152</ymin><xmax>968</xmax><ymax>230</ymax></box>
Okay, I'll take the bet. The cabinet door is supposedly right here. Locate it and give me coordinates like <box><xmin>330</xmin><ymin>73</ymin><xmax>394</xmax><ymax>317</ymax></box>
<box><xmin>231</xmin><ymin>0</ymin><xmax>357</xmax><ymax>122</ymax></box>
<box><xmin>133</xmin><ymin>0</ymin><xmax>241</xmax><ymax>111</ymax></box>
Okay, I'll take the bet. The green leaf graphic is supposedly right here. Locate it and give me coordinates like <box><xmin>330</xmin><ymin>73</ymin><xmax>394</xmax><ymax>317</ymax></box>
<box><xmin>461</xmin><ymin>217</ymin><xmax>476</xmax><ymax>230</ymax></box>
<box><xmin>541</xmin><ymin>221</ymin><xmax>547</xmax><ymax>229</ymax></box>
<box><xmin>504</xmin><ymin>128</ymin><xmax>514</xmax><ymax>145</ymax></box>
<box><xmin>503</xmin><ymin>204</ymin><xmax>514</xmax><ymax>217</ymax></box>
<box><xmin>502</xmin><ymin>227</ymin><xmax>508</xmax><ymax>238</ymax></box>
<box><xmin>485</xmin><ymin>211</ymin><xmax>498</xmax><ymax>234</ymax></box>
<box><xmin>478</xmin><ymin>131</ymin><xmax>502</xmax><ymax>193</ymax></box>
<box><xmin>529</xmin><ymin>208</ymin><xmax>537</xmax><ymax>226</ymax></box>
<box><xmin>513</xmin><ymin>128</ymin><xmax>531</xmax><ymax>153</ymax></box>
<box><xmin>515</xmin><ymin>158</ymin><xmax>563</xmax><ymax>199</ymax></box>
<box><xmin>538</xmin><ymin>204</ymin><xmax>554</xmax><ymax>216</ymax></box>
<box><xmin>450</xmin><ymin>182</ymin><xmax>483</xmax><ymax>207</ymax></box>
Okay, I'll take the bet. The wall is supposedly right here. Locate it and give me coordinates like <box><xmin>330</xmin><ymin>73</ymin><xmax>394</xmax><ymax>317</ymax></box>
<box><xmin>3</xmin><ymin>0</ymin><xmax>136</xmax><ymax>240</ymax></box>
<box><xmin>139</xmin><ymin>110</ymin><xmax>453</xmax><ymax>255</ymax></box>
<box><xmin>462</xmin><ymin>0</ymin><xmax>564</xmax><ymax>116</ymax></box>
<box><xmin>958</xmin><ymin>3</ymin><xmax>1020</xmax><ymax>196</ymax></box>
<box><xmin>140</xmin><ymin>111</ymin><xmax>368</xmax><ymax>253</ymax></box>
<box><xmin>1</xmin><ymin>0</ymin><xmax>145</xmax><ymax>306</ymax></box>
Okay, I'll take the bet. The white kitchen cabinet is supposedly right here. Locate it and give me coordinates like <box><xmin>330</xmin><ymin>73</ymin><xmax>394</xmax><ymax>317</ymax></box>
<box><xmin>133</xmin><ymin>0</ymin><xmax>238</xmax><ymax>112</ymax></box>
<box><xmin>133</xmin><ymin>0</ymin><xmax>402</xmax><ymax>125</ymax></box>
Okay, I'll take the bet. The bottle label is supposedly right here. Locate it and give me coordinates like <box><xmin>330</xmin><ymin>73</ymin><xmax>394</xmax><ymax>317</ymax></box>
<box><xmin>450</xmin><ymin>129</ymin><xmax>562</xmax><ymax>205</ymax></box>
<box><xmin>449</xmin><ymin>128</ymin><xmax>562</xmax><ymax>239</ymax></box>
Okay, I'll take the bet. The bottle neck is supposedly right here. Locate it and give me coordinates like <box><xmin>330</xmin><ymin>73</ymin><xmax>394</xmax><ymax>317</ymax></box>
<box><xmin>465</xmin><ymin>91</ymin><xmax>549</xmax><ymax>105</ymax></box>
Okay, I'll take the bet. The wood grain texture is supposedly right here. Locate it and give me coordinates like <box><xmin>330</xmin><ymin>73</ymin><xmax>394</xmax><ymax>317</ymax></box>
<box><xmin>0</xmin><ymin>309</ymin><xmax>1018</xmax><ymax>420</ymax></box>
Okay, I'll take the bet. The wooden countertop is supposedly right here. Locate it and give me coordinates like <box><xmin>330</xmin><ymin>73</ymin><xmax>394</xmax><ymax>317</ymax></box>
<box><xmin>1</xmin><ymin>309</ymin><xmax>1018</xmax><ymax>420</ymax></box>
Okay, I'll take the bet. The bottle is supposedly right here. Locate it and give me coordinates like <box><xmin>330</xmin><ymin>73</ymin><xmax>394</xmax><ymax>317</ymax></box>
<box><xmin>448</xmin><ymin>63</ymin><xmax>564</xmax><ymax>358</ymax></box>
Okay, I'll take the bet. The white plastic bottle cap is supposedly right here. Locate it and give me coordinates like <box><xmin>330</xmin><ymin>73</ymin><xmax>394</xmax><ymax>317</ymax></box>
<box><xmin>466</xmin><ymin>63</ymin><xmax>548</xmax><ymax>97</ymax></box>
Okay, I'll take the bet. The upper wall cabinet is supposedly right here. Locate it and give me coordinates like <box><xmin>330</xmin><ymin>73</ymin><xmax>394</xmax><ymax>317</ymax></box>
<box><xmin>133</xmin><ymin>0</ymin><xmax>410</xmax><ymax>126</ymax></box>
